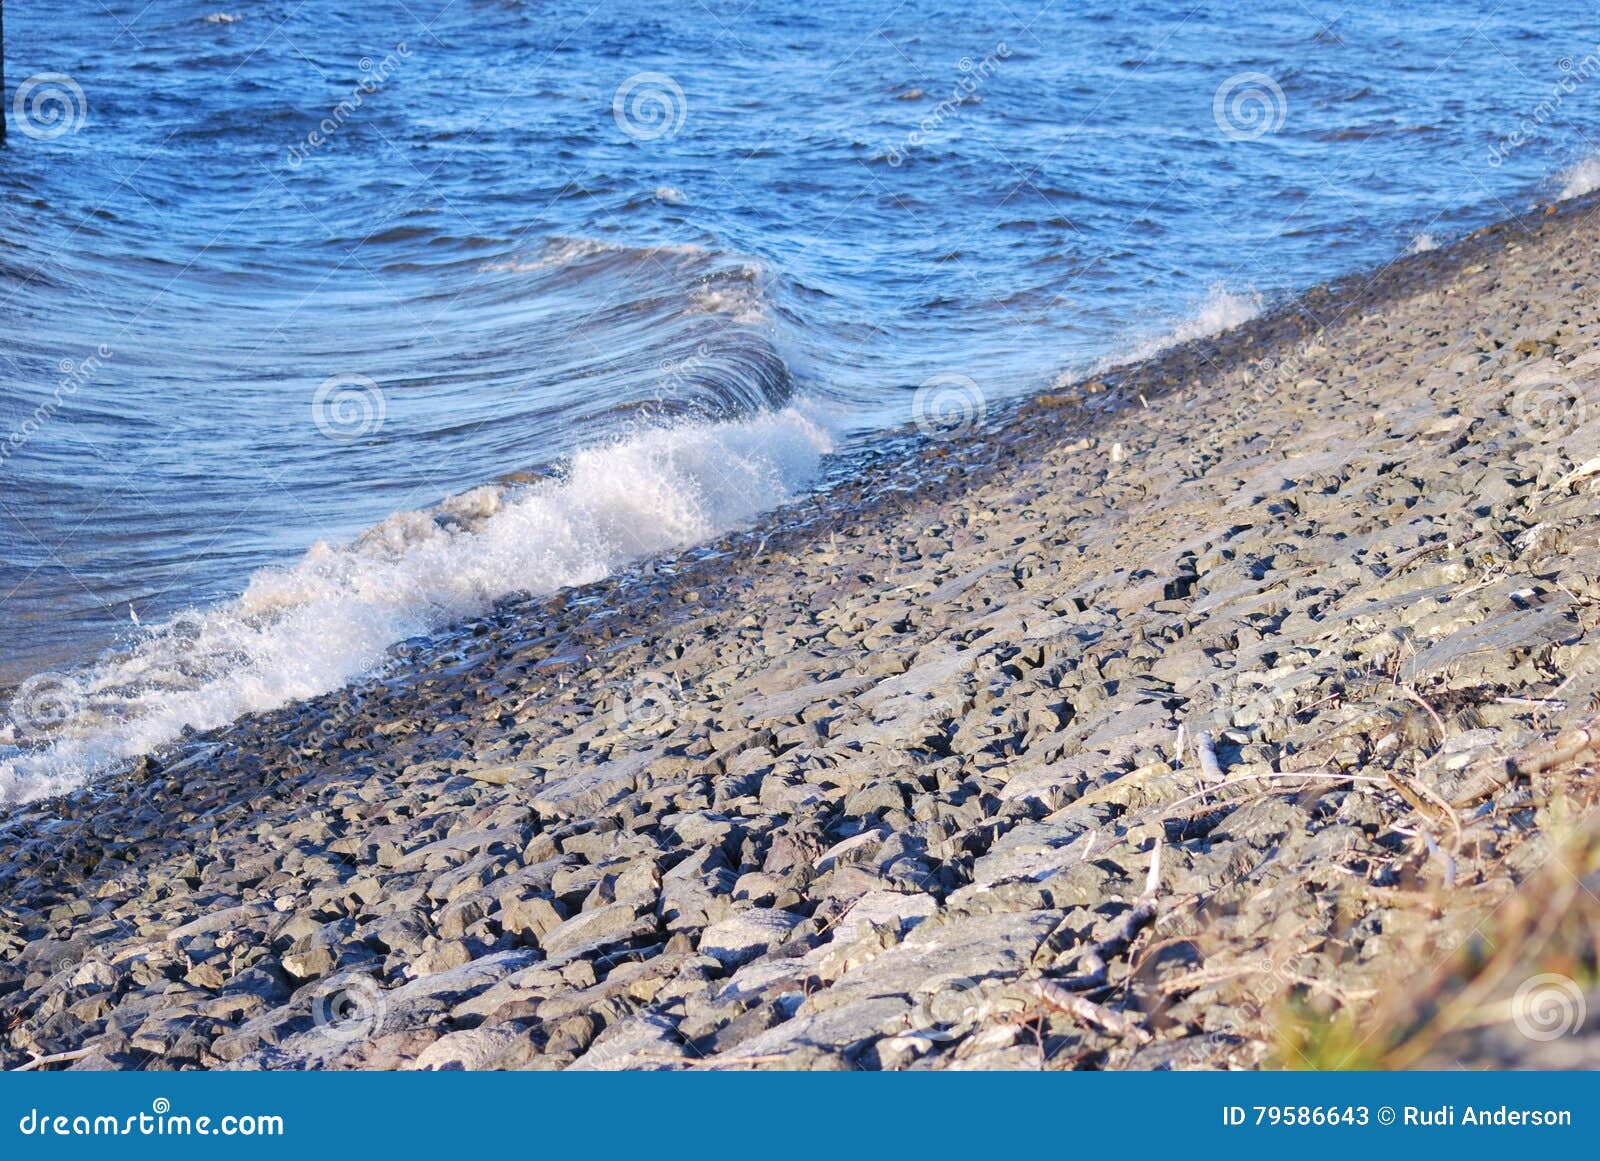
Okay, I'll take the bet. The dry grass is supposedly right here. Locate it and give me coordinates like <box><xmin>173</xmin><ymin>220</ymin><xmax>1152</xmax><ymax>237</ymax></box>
<box><xmin>1268</xmin><ymin>764</ymin><xmax>1600</xmax><ymax>1069</ymax></box>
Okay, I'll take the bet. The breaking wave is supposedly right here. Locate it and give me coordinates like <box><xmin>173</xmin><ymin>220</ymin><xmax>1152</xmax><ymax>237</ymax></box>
<box><xmin>0</xmin><ymin>407</ymin><xmax>832</xmax><ymax>803</ymax></box>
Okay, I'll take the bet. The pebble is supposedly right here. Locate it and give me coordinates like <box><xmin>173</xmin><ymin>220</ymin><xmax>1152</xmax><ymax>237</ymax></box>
<box><xmin>4</xmin><ymin>194</ymin><xmax>1600</xmax><ymax>1072</ymax></box>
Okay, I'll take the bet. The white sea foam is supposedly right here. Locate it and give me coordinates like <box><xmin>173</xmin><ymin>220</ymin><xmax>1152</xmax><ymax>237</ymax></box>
<box><xmin>1408</xmin><ymin>233</ymin><xmax>1438</xmax><ymax>254</ymax></box>
<box><xmin>1558</xmin><ymin>155</ymin><xmax>1600</xmax><ymax>200</ymax></box>
<box><xmin>0</xmin><ymin>408</ymin><xmax>832</xmax><ymax>803</ymax></box>
<box><xmin>477</xmin><ymin>238</ymin><xmax>707</xmax><ymax>275</ymax></box>
<box><xmin>689</xmin><ymin>281</ymin><xmax>772</xmax><ymax>325</ymax></box>
<box><xmin>1081</xmin><ymin>283</ymin><xmax>1263</xmax><ymax>378</ymax></box>
<box><xmin>1158</xmin><ymin>285</ymin><xmax>1263</xmax><ymax>347</ymax></box>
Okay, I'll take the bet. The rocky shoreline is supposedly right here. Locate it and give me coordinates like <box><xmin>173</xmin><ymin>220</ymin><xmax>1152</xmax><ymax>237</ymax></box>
<box><xmin>4</xmin><ymin>193</ymin><xmax>1600</xmax><ymax>1071</ymax></box>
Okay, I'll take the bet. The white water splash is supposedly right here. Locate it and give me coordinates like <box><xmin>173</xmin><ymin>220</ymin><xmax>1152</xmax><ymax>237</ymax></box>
<box><xmin>1082</xmin><ymin>283</ymin><xmax>1264</xmax><ymax>377</ymax></box>
<box><xmin>1558</xmin><ymin>155</ymin><xmax>1600</xmax><ymax>200</ymax></box>
<box><xmin>0</xmin><ymin>408</ymin><xmax>833</xmax><ymax>803</ymax></box>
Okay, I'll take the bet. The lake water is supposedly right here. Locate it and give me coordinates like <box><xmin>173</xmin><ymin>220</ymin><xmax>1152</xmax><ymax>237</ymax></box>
<box><xmin>2</xmin><ymin>0</ymin><xmax>1598</xmax><ymax>799</ymax></box>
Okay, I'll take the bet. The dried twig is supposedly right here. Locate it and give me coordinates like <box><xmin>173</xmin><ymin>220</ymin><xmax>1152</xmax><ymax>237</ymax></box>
<box><xmin>9</xmin><ymin>1047</ymin><xmax>93</xmax><ymax>1072</ymax></box>
<box><xmin>1384</xmin><ymin>767</ymin><xmax>1462</xmax><ymax>850</ymax></box>
<box><xmin>1029</xmin><ymin>979</ymin><xmax>1153</xmax><ymax>1045</ymax></box>
<box><xmin>1400</xmin><ymin>685</ymin><xmax>1449</xmax><ymax>751</ymax></box>
<box><xmin>1138</xmin><ymin>770</ymin><xmax>1388</xmax><ymax>828</ymax></box>
<box><xmin>1553</xmin><ymin>455</ymin><xmax>1600</xmax><ymax>493</ymax></box>
<box><xmin>1509</xmin><ymin>719</ymin><xmax>1599</xmax><ymax>776</ymax></box>
<box><xmin>1447</xmin><ymin>715</ymin><xmax>1600</xmax><ymax>809</ymax></box>
<box><xmin>1049</xmin><ymin>840</ymin><xmax>1163</xmax><ymax>990</ymax></box>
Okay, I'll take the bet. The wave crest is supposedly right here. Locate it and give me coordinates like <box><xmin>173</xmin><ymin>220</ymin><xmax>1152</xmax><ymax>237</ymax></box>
<box><xmin>0</xmin><ymin>408</ymin><xmax>833</xmax><ymax>803</ymax></box>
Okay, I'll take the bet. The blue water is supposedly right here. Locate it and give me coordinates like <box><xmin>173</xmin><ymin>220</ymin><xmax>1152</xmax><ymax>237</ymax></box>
<box><xmin>2</xmin><ymin>0</ymin><xmax>1598</xmax><ymax>799</ymax></box>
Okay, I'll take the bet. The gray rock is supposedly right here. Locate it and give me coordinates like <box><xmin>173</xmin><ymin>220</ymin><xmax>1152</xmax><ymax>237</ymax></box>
<box><xmin>566</xmin><ymin>1015</ymin><xmax>686</xmax><ymax>1071</ymax></box>
<box><xmin>700</xmin><ymin>908</ymin><xmax>806</xmax><ymax>968</ymax></box>
<box><xmin>539</xmin><ymin>902</ymin><xmax>655</xmax><ymax>961</ymax></box>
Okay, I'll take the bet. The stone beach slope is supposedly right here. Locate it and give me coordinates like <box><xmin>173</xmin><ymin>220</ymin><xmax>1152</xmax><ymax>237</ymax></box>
<box><xmin>5</xmin><ymin>194</ymin><xmax>1600</xmax><ymax>1071</ymax></box>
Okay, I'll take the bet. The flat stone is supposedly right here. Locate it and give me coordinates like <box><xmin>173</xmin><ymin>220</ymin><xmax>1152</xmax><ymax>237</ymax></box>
<box><xmin>830</xmin><ymin>890</ymin><xmax>939</xmax><ymax>945</ymax></box>
<box><xmin>736</xmin><ymin>672</ymin><xmax>876</xmax><ymax>724</ymax></box>
<box><xmin>565</xmin><ymin>1015</ymin><xmax>686</xmax><ymax>1071</ymax></box>
<box><xmin>700</xmin><ymin>908</ymin><xmax>806</xmax><ymax>968</ymax></box>
<box><xmin>998</xmin><ymin>756</ymin><xmax>1102</xmax><ymax>808</ymax></box>
<box><xmin>803</xmin><ymin>910</ymin><xmax>1059</xmax><ymax>1016</ymax></box>
<box><xmin>165</xmin><ymin>904</ymin><xmax>270</xmax><ymax>943</ymax></box>
<box><xmin>1404</xmin><ymin>599</ymin><xmax>1579</xmax><ymax>681</ymax></box>
<box><xmin>462</xmin><ymin>762</ymin><xmax>538</xmax><ymax>786</ymax></box>
<box><xmin>710</xmin><ymin>995</ymin><xmax>911</xmax><ymax>1064</ymax></box>
<box><xmin>539</xmin><ymin>902</ymin><xmax>654</xmax><ymax>960</ymax></box>
<box><xmin>532</xmin><ymin>751</ymin><xmax>658</xmax><ymax>818</ymax></box>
